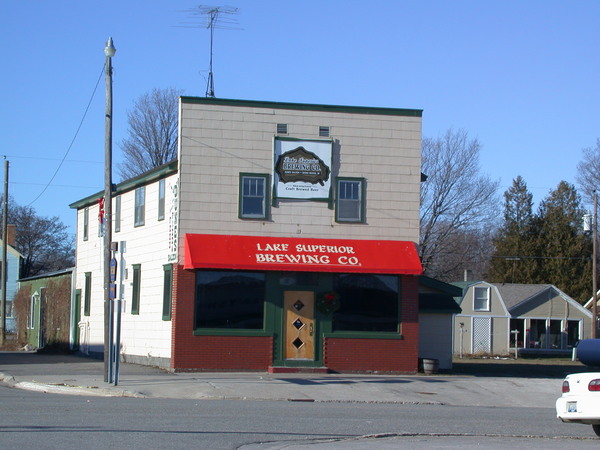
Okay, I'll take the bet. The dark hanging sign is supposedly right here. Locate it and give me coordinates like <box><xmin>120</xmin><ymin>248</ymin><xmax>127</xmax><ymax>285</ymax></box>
<box><xmin>275</xmin><ymin>146</ymin><xmax>330</xmax><ymax>186</ymax></box>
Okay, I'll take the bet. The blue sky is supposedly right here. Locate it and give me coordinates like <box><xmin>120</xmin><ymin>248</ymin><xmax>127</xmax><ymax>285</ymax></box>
<box><xmin>2</xmin><ymin>1</ymin><xmax>599</xmax><ymax>234</ymax></box>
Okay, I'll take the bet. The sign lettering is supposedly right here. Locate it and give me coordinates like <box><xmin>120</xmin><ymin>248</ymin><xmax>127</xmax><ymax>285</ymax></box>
<box><xmin>254</xmin><ymin>242</ymin><xmax>361</xmax><ymax>267</ymax></box>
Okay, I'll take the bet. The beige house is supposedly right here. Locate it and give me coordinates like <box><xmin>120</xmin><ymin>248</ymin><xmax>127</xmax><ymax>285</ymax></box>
<box><xmin>453</xmin><ymin>282</ymin><xmax>591</xmax><ymax>357</ymax></box>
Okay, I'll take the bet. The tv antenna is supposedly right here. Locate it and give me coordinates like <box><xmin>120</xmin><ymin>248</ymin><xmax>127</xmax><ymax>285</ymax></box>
<box><xmin>179</xmin><ymin>5</ymin><xmax>240</xmax><ymax>98</ymax></box>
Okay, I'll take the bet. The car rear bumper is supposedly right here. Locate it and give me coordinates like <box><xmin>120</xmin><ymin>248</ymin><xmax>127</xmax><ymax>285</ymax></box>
<box><xmin>556</xmin><ymin>397</ymin><xmax>600</xmax><ymax>424</ymax></box>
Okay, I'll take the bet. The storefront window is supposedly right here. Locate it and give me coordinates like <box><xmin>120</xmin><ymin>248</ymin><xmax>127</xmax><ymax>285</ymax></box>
<box><xmin>195</xmin><ymin>270</ymin><xmax>266</xmax><ymax>329</ymax></box>
<box><xmin>332</xmin><ymin>274</ymin><xmax>399</xmax><ymax>332</ymax></box>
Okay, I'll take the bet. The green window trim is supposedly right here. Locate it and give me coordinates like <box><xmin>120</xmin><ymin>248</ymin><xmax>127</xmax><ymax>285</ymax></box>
<box><xmin>84</xmin><ymin>272</ymin><xmax>91</xmax><ymax>316</ymax></box>
<box><xmin>239</xmin><ymin>173</ymin><xmax>271</xmax><ymax>220</ymax></box>
<box><xmin>114</xmin><ymin>195</ymin><xmax>121</xmax><ymax>233</ymax></box>
<box><xmin>323</xmin><ymin>331</ymin><xmax>404</xmax><ymax>340</ymax></box>
<box><xmin>162</xmin><ymin>264</ymin><xmax>172</xmax><ymax>321</ymax></box>
<box><xmin>83</xmin><ymin>208</ymin><xmax>89</xmax><ymax>241</ymax></box>
<box><xmin>335</xmin><ymin>177</ymin><xmax>366</xmax><ymax>223</ymax></box>
<box><xmin>131</xmin><ymin>264</ymin><xmax>141</xmax><ymax>315</ymax></box>
<box><xmin>158</xmin><ymin>179</ymin><xmax>165</xmax><ymax>221</ymax></box>
<box><xmin>193</xmin><ymin>329</ymin><xmax>272</xmax><ymax>337</ymax></box>
<box><xmin>134</xmin><ymin>187</ymin><xmax>145</xmax><ymax>227</ymax></box>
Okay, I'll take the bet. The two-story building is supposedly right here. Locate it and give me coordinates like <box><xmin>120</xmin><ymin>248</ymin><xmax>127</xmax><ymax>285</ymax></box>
<box><xmin>70</xmin><ymin>97</ymin><xmax>423</xmax><ymax>373</ymax></box>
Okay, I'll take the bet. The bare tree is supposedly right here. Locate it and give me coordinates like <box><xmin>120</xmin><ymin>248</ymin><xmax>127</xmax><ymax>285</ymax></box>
<box><xmin>576</xmin><ymin>138</ymin><xmax>600</xmax><ymax>205</ymax></box>
<box><xmin>420</xmin><ymin>129</ymin><xmax>500</xmax><ymax>280</ymax></box>
<box><xmin>118</xmin><ymin>87</ymin><xmax>182</xmax><ymax>180</ymax></box>
<box><xmin>0</xmin><ymin>199</ymin><xmax>75</xmax><ymax>278</ymax></box>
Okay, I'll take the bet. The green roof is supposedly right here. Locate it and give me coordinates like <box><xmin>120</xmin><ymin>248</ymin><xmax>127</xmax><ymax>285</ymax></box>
<box><xmin>181</xmin><ymin>96</ymin><xmax>422</xmax><ymax>118</ymax></box>
<box><xmin>69</xmin><ymin>161</ymin><xmax>177</xmax><ymax>210</ymax></box>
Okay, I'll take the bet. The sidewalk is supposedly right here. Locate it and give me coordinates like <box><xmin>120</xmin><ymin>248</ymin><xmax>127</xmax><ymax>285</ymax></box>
<box><xmin>0</xmin><ymin>351</ymin><xmax>567</xmax><ymax>408</ymax></box>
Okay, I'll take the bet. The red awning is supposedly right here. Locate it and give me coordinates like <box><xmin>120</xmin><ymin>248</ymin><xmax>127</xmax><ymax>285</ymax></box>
<box><xmin>184</xmin><ymin>234</ymin><xmax>422</xmax><ymax>275</ymax></box>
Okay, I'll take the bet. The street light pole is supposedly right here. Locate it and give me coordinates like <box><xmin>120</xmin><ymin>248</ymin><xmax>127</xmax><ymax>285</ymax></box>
<box><xmin>0</xmin><ymin>158</ymin><xmax>8</xmax><ymax>347</ymax></box>
<box><xmin>103</xmin><ymin>37</ymin><xmax>116</xmax><ymax>382</ymax></box>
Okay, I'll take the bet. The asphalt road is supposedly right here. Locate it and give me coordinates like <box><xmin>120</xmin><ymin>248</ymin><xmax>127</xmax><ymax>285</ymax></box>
<box><xmin>1</xmin><ymin>383</ymin><xmax>599</xmax><ymax>449</ymax></box>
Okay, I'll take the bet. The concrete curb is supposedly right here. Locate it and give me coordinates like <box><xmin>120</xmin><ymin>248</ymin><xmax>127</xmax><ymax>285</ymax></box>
<box><xmin>12</xmin><ymin>380</ymin><xmax>144</xmax><ymax>397</ymax></box>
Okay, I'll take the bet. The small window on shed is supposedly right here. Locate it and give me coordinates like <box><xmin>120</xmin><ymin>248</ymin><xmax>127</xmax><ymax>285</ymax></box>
<box><xmin>319</xmin><ymin>126</ymin><xmax>330</xmax><ymax>137</ymax></box>
<box><xmin>276</xmin><ymin>123</ymin><xmax>288</xmax><ymax>134</ymax></box>
<box><xmin>473</xmin><ymin>286</ymin><xmax>490</xmax><ymax>311</ymax></box>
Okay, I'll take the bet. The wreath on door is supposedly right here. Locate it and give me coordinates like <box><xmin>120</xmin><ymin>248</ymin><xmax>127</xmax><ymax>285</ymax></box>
<box><xmin>316</xmin><ymin>292</ymin><xmax>341</xmax><ymax>314</ymax></box>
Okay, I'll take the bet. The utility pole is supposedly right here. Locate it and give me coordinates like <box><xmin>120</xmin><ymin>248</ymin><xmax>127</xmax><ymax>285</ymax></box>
<box><xmin>0</xmin><ymin>158</ymin><xmax>8</xmax><ymax>346</ymax></box>
<box><xmin>593</xmin><ymin>191</ymin><xmax>598</xmax><ymax>339</ymax></box>
<box><xmin>104</xmin><ymin>38</ymin><xmax>116</xmax><ymax>382</ymax></box>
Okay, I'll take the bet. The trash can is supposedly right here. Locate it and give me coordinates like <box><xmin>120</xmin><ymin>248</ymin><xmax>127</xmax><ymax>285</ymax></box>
<box><xmin>422</xmin><ymin>358</ymin><xmax>439</xmax><ymax>374</ymax></box>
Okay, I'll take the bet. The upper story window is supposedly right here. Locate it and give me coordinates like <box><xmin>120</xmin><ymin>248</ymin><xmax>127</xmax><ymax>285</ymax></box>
<box><xmin>158</xmin><ymin>179</ymin><xmax>165</xmax><ymax>221</ymax></box>
<box><xmin>114</xmin><ymin>195</ymin><xmax>121</xmax><ymax>233</ymax></box>
<box><xmin>134</xmin><ymin>187</ymin><xmax>145</xmax><ymax>227</ymax></box>
<box><xmin>319</xmin><ymin>126</ymin><xmax>330</xmax><ymax>137</ymax></box>
<box><xmin>474</xmin><ymin>286</ymin><xmax>490</xmax><ymax>311</ymax></box>
<box><xmin>239</xmin><ymin>173</ymin><xmax>270</xmax><ymax>220</ymax></box>
<box><xmin>83</xmin><ymin>207</ymin><xmax>89</xmax><ymax>241</ymax></box>
<box><xmin>335</xmin><ymin>178</ymin><xmax>365</xmax><ymax>223</ymax></box>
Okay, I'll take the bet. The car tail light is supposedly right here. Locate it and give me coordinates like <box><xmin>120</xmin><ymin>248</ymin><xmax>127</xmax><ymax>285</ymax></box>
<box><xmin>562</xmin><ymin>380</ymin><xmax>570</xmax><ymax>393</ymax></box>
<box><xmin>589</xmin><ymin>379</ymin><xmax>600</xmax><ymax>391</ymax></box>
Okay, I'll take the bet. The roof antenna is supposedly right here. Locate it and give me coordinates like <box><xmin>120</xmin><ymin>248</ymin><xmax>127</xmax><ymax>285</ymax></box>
<box><xmin>180</xmin><ymin>5</ymin><xmax>240</xmax><ymax>98</ymax></box>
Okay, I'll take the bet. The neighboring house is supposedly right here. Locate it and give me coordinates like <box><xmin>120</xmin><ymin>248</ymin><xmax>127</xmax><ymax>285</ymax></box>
<box><xmin>0</xmin><ymin>227</ymin><xmax>23</xmax><ymax>334</ymax></box>
<box><xmin>453</xmin><ymin>282</ymin><xmax>591</xmax><ymax>356</ymax></box>
<box><xmin>70</xmin><ymin>96</ymin><xmax>424</xmax><ymax>373</ymax></box>
<box><xmin>18</xmin><ymin>268</ymin><xmax>75</xmax><ymax>349</ymax></box>
<box><xmin>418</xmin><ymin>276</ymin><xmax>462</xmax><ymax>370</ymax></box>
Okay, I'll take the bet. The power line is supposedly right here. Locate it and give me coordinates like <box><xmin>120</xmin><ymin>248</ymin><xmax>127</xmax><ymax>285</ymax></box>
<box><xmin>3</xmin><ymin>155</ymin><xmax>102</xmax><ymax>164</ymax></box>
<box><xmin>26</xmin><ymin>63</ymin><xmax>105</xmax><ymax>206</ymax></box>
<box><xmin>493</xmin><ymin>255</ymin><xmax>591</xmax><ymax>261</ymax></box>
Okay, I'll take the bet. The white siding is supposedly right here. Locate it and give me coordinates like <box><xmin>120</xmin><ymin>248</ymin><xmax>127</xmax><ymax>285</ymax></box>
<box><xmin>74</xmin><ymin>174</ymin><xmax>177</xmax><ymax>363</ymax></box>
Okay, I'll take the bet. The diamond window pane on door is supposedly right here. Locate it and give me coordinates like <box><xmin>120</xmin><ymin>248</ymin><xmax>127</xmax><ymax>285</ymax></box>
<box><xmin>292</xmin><ymin>338</ymin><xmax>304</xmax><ymax>349</ymax></box>
<box><xmin>293</xmin><ymin>300</ymin><xmax>305</xmax><ymax>311</ymax></box>
<box><xmin>293</xmin><ymin>319</ymin><xmax>304</xmax><ymax>330</ymax></box>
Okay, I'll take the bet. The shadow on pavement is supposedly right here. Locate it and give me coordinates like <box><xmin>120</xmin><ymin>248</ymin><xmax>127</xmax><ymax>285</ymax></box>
<box><xmin>451</xmin><ymin>358</ymin><xmax>591</xmax><ymax>379</ymax></box>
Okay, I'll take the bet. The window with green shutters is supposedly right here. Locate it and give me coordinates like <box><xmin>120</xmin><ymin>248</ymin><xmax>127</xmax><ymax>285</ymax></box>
<box><xmin>131</xmin><ymin>264</ymin><xmax>141</xmax><ymax>315</ymax></box>
<box><xmin>162</xmin><ymin>264</ymin><xmax>172</xmax><ymax>320</ymax></box>
<box><xmin>335</xmin><ymin>178</ymin><xmax>366</xmax><ymax>223</ymax></box>
<box><xmin>84</xmin><ymin>272</ymin><xmax>91</xmax><ymax>316</ymax></box>
<box><xmin>239</xmin><ymin>173</ymin><xmax>270</xmax><ymax>220</ymax></box>
<box><xmin>134</xmin><ymin>187</ymin><xmax>145</xmax><ymax>227</ymax></box>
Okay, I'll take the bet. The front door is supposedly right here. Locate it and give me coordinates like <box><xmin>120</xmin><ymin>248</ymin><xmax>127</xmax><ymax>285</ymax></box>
<box><xmin>283</xmin><ymin>291</ymin><xmax>315</xmax><ymax>360</ymax></box>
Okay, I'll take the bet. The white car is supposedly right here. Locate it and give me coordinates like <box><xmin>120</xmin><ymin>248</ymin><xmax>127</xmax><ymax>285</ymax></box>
<box><xmin>556</xmin><ymin>372</ymin><xmax>600</xmax><ymax>436</ymax></box>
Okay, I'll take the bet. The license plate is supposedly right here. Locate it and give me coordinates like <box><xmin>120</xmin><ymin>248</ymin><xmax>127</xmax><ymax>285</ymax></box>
<box><xmin>567</xmin><ymin>402</ymin><xmax>577</xmax><ymax>413</ymax></box>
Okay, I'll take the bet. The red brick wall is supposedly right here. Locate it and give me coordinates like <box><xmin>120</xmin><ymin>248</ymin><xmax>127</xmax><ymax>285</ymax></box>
<box><xmin>324</xmin><ymin>275</ymin><xmax>420</xmax><ymax>374</ymax></box>
<box><xmin>171</xmin><ymin>264</ymin><xmax>273</xmax><ymax>371</ymax></box>
<box><xmin>172</xmin><ymin>267</ymin><xmax>419</xmax><ymax>373</ymax></box>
